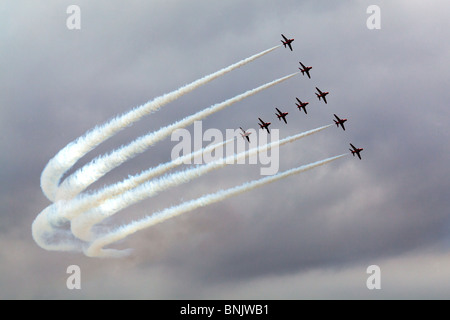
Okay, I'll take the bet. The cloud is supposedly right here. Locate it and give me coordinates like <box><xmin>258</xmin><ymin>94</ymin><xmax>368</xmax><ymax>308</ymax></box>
<box><xmin>2</xmin><ymin>0</ymin><xmax>450</xmax><ymax>298</ymax></box>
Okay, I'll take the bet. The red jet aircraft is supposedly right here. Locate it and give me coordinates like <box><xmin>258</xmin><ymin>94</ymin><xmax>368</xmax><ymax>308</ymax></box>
<box><xmin>258</xmin><ymin>117</ymin><xmax>271</xmax><ymax>134</ymax></box>
<box><xmin>315</xmin><ymin>87</ymin><xmax>329</xmax><ymax>104</ymax></box>
<box><xmin>281</xmin><ymin>34</ymin><xmax>294</xmax><ymax>51</ymax></box>
<box><xmin>239</xmin><ymin>127</ymin><xmax>251</xmax><ymax>143</ymax></box>
<box><xmin>299</xmin><ymin>61</ymin><xmax>312</xmax><ymax>79</ymax></box>
<box><xmin>295</xmin><ymin>98</ymin><xmax>309</xmax><ymax>114</ymax></box>
<box><xmin>334</xmin><ymin>114</ymin><xmax>348</xmax><ymax>131</ymax></box>
<box><xmin>275</xmin><ymin>108</ymin><xmax>289</xmax><ymax>124</ymax></box>
<box><xmin>349</xmin><ymin>143</ymin><xmax>364</xmax><ymax>160</ymax></box>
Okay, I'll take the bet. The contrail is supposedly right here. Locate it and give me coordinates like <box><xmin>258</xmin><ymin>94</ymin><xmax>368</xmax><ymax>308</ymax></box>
<box><xmin>70</xmin><ymin>124</ymin><xmax>332</xmax><ymax>241</ymax></box>
<box><xmin>32</xmin><ymin>124</ymin><xmax>338</xmax><ymax>254</ymax></box>
<box><xmin>61</xmin><ymin>137</ymin><xmax>236</xmax><ymax>222</ymax></box>
<box><xmin>55</xmin><ymin>72</ymin><xmax>299</xmax><ymax>201</ymax></box>
<box><xmin>85</xmin><ymin>154</ymin><xmax>348</xmax><ymax>258</ymax></box>
<box><xmin>32</xmin><ymin>43</ymin><xmax>350</xmax><ymax>259</ymax></box>
<box><xmin>40</xmin><ymin>45</ymin><xmax>281</xmax><ymax>202</ymax></box>
<box><xmin>31</xmin><ymin>204</ymin><xmax>86</xmax><ymax>253</ymax></box>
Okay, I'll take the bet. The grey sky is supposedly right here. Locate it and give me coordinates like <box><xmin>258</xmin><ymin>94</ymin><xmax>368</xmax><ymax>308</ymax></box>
<box><xmin>1</xmin><ymin>0</ymin><xmax>450</xmax><ymax>299</ymax></box>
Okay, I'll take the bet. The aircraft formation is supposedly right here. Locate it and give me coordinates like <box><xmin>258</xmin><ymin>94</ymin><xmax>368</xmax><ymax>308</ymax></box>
<box><xmin>239</xmin><ymin>34</ymin><xmax>363</xmax><ymax>160</ymax></box>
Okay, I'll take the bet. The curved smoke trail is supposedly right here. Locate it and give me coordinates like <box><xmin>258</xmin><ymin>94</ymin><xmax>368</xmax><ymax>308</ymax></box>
<box><xmin>62</xmin><ymin>138</ymin><xmax>236</xmax><ymax>223</ymax></box>
<box><xmin>40</xmin><ymin>45</ymin><xmax>281</xmax><ymax>202</ymax></box>
<box><xmin>55</xmin><ymin>72</ymin><xmax>298</xmax><ymax>201</ymax></box>
<box><xmin>70</xmin><ymin>124</ymin><xmax>333</xmax><ymax>242</ymax></box>
<box><xmin>85</xmin><ymin>154</ymin><xmax>347</xmax><ymax>258</ymax></box>
<box><xmin>32</xmin><ymin>45</ymin><xmax>346</xmax><ymax>258</ymax></box>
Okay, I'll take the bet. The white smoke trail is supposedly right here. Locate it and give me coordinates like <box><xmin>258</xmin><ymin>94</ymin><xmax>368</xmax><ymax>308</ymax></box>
<box><xmin>85</xmin><ymin>154</ymin><xmax>348</xmax><ymax>258</ymax></box>
<box><xmin>32</xmin><ymin>137</ymin><xmax>236</xmax><ymax>253</ymax></box>
<box><xmin>62</xmin><ymin>137</ymin><xmax>236</xmax><ymax>222</ymax></box>
<box><xmin>40</xmin><ymin>45</ymin><xmax>281</xmax><ymax>202</ymax></box>
<box><xmin>32</xmin><ymin>44</ymin><xmax>349</xmax><ymax>258</ymax></box>
<box><xmin>55</xmin><ymin>72</ymin><xmax>298</xmax><ymax>201</ymax></box>
<box><xmin>31</xmin><ymin>204</ymin><xmax>87</xmax><ymax>252</ymax></box>
<box><xmin>70</xmin><ymin>124</ymin><xmax>333</xmax><ymax>241</ymax></box>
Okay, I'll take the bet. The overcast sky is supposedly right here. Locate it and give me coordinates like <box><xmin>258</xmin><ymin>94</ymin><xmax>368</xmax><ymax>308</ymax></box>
<box><xmin>1</xmin><ymin>0</ymin><xmax>450</xmax><ymax>299</ymax></box>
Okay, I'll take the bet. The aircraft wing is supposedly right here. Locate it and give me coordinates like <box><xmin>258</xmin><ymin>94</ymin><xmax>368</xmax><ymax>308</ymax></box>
<box><xmin>357</xmin><ymin>153</ymin><xmax>361</xmax><ymax>160</ymax></box>
<box><xmin>281</xmin><ymin>34</ymin><xmax>288</xmax><ymax>41</ymax></box>
<box><xmin>350</xmin><ymin>143</ymin><xmax>356</xmax><ymax>150</ymax></box>
<box><xmin>245</xmin><ymin>136</ymin><xmax>250</xmax><ymax>143</ymax></box>
<box><xmin>283</xmin><ymin>117</ymin><xmax>287</xmax><ymax>124</ymax></box>
<box><xmin>299</xmin><ymin>62</ymin><xmax>306</xmax><ymax>69</ymax></box>
<box><xmin>334</xmin><ymin>114</ymin><xmax>340</xmax><ymax>121</ymax></box>
<box><xmin>341</xmin><ymin>123</ymin><xmax>346</xmax><ymax>131</ymax></box>
<box><xmin>306</xmin><ymin>70</ymin><xmax>311</xmax><ymax>78</ymax></box>
<box><xmin>258</xmin><ymin>117</ymin><xmax>264</xmax><ymax>124</ymax></box>
<box><xmin>323</xmin><ymin>95</ymin><xmax>327</xmax><ymax>104</ymax></box>
<box><xmin>316</xmin><ymin>87</ymin><xmax>323</xmax><ymax>94</ymax></box>
<box><xmin>275</xmin><ymin>107</ymin><xmax>281</xmax><ymax>114</ymax></box>
<box><xmin>287</xmin><ymin>43</ymin><xmax>293</xmax><ymax>51</ymax></box>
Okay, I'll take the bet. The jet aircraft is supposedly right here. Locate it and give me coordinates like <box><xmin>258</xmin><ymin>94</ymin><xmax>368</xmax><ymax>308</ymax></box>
<box><xmin>295</xmin><ymin>98</ymin><xmax>309</xmax><ymax>114</ymax></box>
<box><xmin>281</xmin><ymin>34</ymin><xmax>294</xmax><ymax>51</ymax></box>
<box><xmin>315</xmin><ymin>87</ymin><xmax>329</xmax><ymax>104</ymax></box>
<box><xmin>333</xmin><ymin>114</ymin><xmax>348</xmax><ymax>131</ymax></box>
<box><xmin>299</xmin><ymin>61</ymin><xmax>312</xmax><ymax>79</ymax></box>
<box><xmin>239</xmin><ymin>127</ymin><xmax>251</xmax><ymax>143</ymax></box>
<box><xmin>258</xmin><ymin>118</ymin><xmax>271</xmax><ymax>134</ymax></box>
<box><xmin>349</xmin><ymin>143</ymin><xmax>364</xmax><ymax>160</ymax></box>
<box><xmin>275</xmin><ymin>108</ymin><xmax>289</xmax><ymax>124</ymax></box>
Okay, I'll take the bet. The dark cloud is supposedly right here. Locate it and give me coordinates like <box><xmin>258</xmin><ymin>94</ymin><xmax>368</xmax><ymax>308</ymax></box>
<box><xmin>1</xmin><ymin>0</ymin><xmax>450</xmax><ymax>299</ymax></box>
